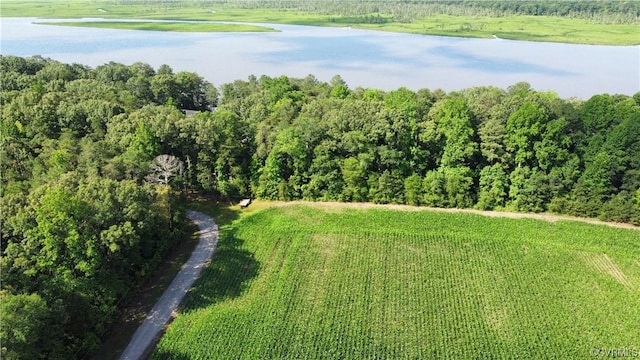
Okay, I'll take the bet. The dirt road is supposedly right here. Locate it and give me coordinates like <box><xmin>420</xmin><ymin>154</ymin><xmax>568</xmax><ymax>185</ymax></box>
<box><xmin>119</xmin><ymin>210</ymin><xmax>218</xmax><ymax>360</ymax></box>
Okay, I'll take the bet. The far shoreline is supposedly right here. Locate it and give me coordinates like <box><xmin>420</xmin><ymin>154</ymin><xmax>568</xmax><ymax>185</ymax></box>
<box><xmin>1</xmin><ymin>1</ymin><xmax>638</xmax><ymax>46</ymax></box>
<box><xmin>35</xmin><ymin>20</ymin><xmax>278</xmax><ymax>33</ymax></box>
<box><xmin>19</xmin><ymin>17</ymin><xmax>640</xmax><ymax>47</ymax></box>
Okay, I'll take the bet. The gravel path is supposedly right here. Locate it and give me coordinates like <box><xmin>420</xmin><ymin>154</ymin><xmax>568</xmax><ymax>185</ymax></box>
<box><xmin>119</xmin><ymin>210</ymin><xmax>218</xmax><ymax>360</ymax></box>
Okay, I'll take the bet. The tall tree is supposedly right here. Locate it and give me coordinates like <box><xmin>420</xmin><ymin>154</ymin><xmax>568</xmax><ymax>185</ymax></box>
<box><xmin>476</xmin><ymin>164</ymin><xmax>509</xmax><ymax>210</ymax></box>
<box><xmin>505</xmin><ymin>101</ymin><xmax>548</xmax><ymax>168</ymax></box>
<box><xmin>429</xmin><ymin>97</ymin><xmax>477</xmax><ymax>168</ymax></box>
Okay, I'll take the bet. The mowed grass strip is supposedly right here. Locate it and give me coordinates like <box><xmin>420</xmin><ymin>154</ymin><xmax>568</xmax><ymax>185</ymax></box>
<box><xmin>153</xmin><ymin>204</ymin><xmax>640</xmax><ymax>359</ymax></box>
<box><xmin>36</xmin><ymin>21</ymin><xmax>277</xmax><ymax>33</ymax></box>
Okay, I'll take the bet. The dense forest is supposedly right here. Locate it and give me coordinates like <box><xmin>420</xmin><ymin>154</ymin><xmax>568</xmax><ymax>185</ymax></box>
<box><xmin>1</xmin><ymin>55</ymin><xmax>640</xmax><ymax>358</ymax></box>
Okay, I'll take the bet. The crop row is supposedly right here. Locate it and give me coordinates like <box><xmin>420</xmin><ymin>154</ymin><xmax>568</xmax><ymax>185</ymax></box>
<box><xmin>153</xmin><ymin>207</ymin><xmax>640</xmax><ymax>359</ymax></box>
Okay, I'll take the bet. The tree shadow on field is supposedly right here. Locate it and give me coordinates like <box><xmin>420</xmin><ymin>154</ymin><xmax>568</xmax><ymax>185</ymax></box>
<box><xmin>187</xmin><ymin>195</ymin><xmax>241</xmax><ymax>229</ymax></box>
<box><xmin>181</xmin><ymin>229</ymin><xmax>260</xmax><ymax>312</ymax></box>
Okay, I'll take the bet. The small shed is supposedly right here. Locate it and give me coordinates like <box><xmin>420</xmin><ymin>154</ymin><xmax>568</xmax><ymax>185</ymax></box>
<box><xmin>239</xmin><ymin>198</ymin><xmax>252</xmax><ymax>208</ymax></box>
<box><xmin>181</xmin><ymin>109</ymin><xmax>198</xmax><ymax>117</ymax></box>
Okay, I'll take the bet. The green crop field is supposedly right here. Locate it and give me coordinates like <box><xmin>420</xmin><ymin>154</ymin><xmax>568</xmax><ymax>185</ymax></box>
<box><xmin>152</xmin><ymin>203</ymin><xmax>640</xmax><ymax>359</ymax></box>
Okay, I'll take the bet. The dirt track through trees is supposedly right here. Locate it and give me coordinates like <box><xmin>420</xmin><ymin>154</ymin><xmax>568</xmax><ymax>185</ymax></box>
<box><xmin>119</xmin><ymin>211</ymin><xmax>218</xmax><ymax>360</ymax></box>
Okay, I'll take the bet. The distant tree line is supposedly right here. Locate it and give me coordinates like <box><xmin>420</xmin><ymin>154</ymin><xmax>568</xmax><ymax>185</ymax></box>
<box><xmin>222</xmin><ymin>0</ymin><xmax>640</xmax><ymax>24</ymax></box>
<box><xmin>2</xmin><ymin>55</ymin><xmax>639</xmax><ymax>358</ymax></box>
<box><xmin>110</xmin><ymin>1</ymin><xmax>640</xmax><ymax>24</ymax></box>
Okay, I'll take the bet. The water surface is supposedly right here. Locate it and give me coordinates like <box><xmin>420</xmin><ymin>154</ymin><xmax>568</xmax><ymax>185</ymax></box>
<box><xmin>1</xmin><ymin>18</ymin><xmax>638</xmax><ymax>98</ymax></box>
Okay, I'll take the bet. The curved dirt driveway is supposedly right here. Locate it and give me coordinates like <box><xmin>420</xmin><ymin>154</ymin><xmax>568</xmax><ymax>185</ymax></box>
<box><xmin>119</xmin><ymin>210</ymin><xmax>218</xmax><ymax>360</ymax></box>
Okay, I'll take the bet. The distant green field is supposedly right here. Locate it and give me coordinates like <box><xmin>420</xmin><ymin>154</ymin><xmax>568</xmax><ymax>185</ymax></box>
<box><xmin>37</xmin><ymin>21</ymin><xmax>277</xmax><ymax>33</ymax></box>
<box><xmin>2</xmin><ymin>0</ymin><xmax>639</xmax><ymax>44</ymax></box>
<box><xmin>359</xmin><ymin>15</ymin><xmax>640</xmax><ymax>46</ymax></box>
<box><xmin>153</xmin><ymin>203</ymin><xmax>640</xmax><ymax>359</ymax></box>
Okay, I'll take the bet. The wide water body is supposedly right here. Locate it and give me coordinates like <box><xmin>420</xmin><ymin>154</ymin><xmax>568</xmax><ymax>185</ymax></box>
<box><xmin>1</xmin><ymin>18</ymin><xmax>638</xmax><ymax>98</ymax></box>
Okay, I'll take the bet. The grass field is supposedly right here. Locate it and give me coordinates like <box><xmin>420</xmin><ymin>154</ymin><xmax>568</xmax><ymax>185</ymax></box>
<box><xmin>152</xmin><ymin>202</ymin><xmax>640</xmax><ymax>359</ymax></box>
<box><xmin>358</xmin><ymin>15</ymin><xmax>640</xmax><ymax>46</ymax></box>
<box><xmin>37</xmin><ymin>21</ymin><xmax>277</xmax><ymax>33</ymax></box>
<box><xmin>2</xmin><ymin>1</ymin><xmax>638</xmax><ymax>45</ymax></box>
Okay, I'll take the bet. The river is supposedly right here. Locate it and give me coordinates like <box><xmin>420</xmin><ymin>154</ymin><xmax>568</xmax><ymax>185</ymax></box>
<box><xmin>1</xmin><ymin>18</ymin><xmax>638</xmax><ymax>98</ymax></box>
